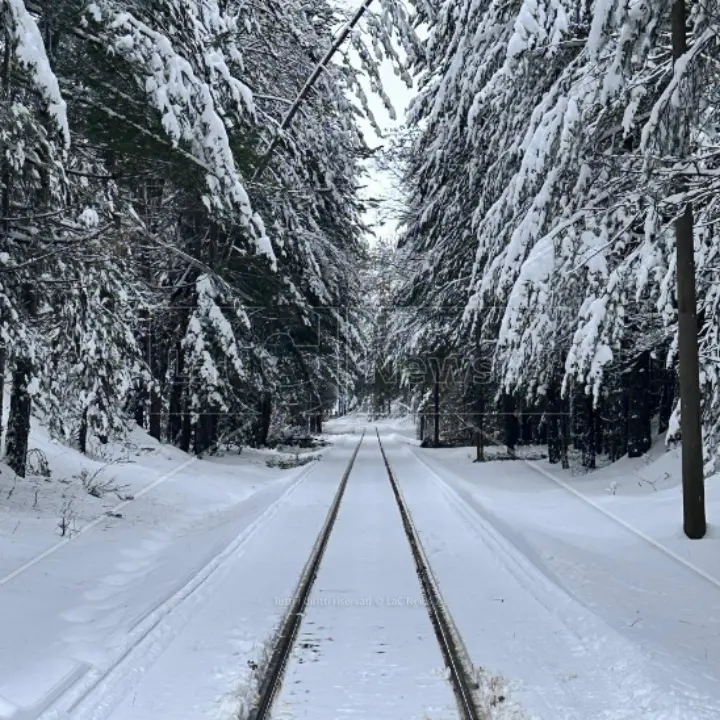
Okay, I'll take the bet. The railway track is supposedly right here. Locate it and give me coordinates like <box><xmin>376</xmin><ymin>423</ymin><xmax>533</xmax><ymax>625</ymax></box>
<box><xmin>249</xmin><ymin>430</ymin><xmax>484</xmax><ymax>720</ymax></box>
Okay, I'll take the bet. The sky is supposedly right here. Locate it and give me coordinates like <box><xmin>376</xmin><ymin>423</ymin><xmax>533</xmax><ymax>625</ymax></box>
<box><xmin>356</xmin><ymin>62</ymin><xmax>413</xmax><ymax>243</ymax></box>
<box><xmin>333</xmin><ymin>0</ymin><xmax>417</xmax><ymax>244</ymax></box>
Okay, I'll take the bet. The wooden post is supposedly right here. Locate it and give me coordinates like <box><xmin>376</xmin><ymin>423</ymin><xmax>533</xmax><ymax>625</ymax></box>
<box><xmin>672</xmin><ymin>0</ymin><xmax>706</xmax><ymax>538</ymax></box>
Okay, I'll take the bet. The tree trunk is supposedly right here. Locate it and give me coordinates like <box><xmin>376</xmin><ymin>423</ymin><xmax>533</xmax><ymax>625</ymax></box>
<box><xmin>147</xmin><ymin>319</ymin><xmax>163</xmax><ymax>441</ymax></box>
<box><xmin>6</xmin><ymin>358</ymin><xmax>32</xmax><ymax>477</ymax></box>
<box><xmin>621</xmin><ymin>388</ymin><xmax>630</xmax><ymax>458</ymax></box>
<box><xmin>0</xmin><ymin>343</ymin><xmax>6</xmax><ymax>446</ymax></box>
<box><xmin>433</xmin><ymin>361</ymin><xmax>440</xmax><ymax>446</ymax></box>
<box><xmin>547</xmin><ymin>419</ymin><xmax>560</xmax><ymax>463</ymax></box>
<box><xmin>658</xmin><ymin>371</ymin><xmax>675</xmax><ymax>434</ymax></box>
<box><xmin>149</xmin><ymin>384</ymin><xmax>162</xmax><ymax>441</ymax></box>
<box><xmin>571</xmin><ymin>390</ymin><xmax>582</xmax><ymax>450</ymax></box>
<box><xmin>502</xmin><ymin>393</ymin><xmax>519</xmax><ymax>452</ymax></box>
<box><xmin>180</xmin><ymin>393</ymin><xmax>192</xmax><ymax>453</ymax></box>
<box><xmin>78</xmin><ymin>407</ymin><xmax>88</xmax><ymax>455</ymax></box>
<box><xmin>582</xmin><ymin>396</ymin><xmax>596</xmax><ymax>469</ymax></box>
<box><xmin>433</xmin><ymin>362</ymin><xmax>440</xmax><ymax>447</ymax></box>
<box><xmin>560</xmin><ymin>398</ymin><xmax>570</xmax><ymax>469</ymax></box>
<box><xmin>521</xmin><ymin>409</ymin><xmax>533</xmax><ymax>445</ymax></box>
<box><xmin>194</xmin><ymin>412</ymin><xmax>215</xmax><ymax>455</ymax></box>
<box><xmin>672</xmin><ymin>0</ymin><xmax>705</xmax><ymax>538</ymax></box>
<box><xmin>604</xmin><ymin>383</ymin><xmax>626</xmax><ymax>461</ymax></box>
<box><xmin>167</xmin><ymin>342</ymin><xmax>184</xmax><ymax>444</ymax></box>
<box><xmin>256</xmin><ymin>392</ymin><xmax>272</xmax><ymax>447</ymax></box>
<box><xmin>475</xmin><ymin>429</ymin><xmax>484</xmax><ymax>462</ymax></box>
<box><xmin>133</xmin><ymin>386</ymin><xmax>146</xmax><ymax>428</ymax></box>
<box><xmin>133</xmin><ymin>309</ymin><xmax>149</xmax><ymax>429</ymax></box>
<box><xmin>628</xmin><ymin>358</ymin><xmax>652</xmax><ymax>457</ymax></box>
<box><xmin>594</xmin><ymin>399</ymin><xmax>604</xmax><ymax>457</ymax></box>
<box><xmin>474</xmin><ymin>379</ymin><xmax>485</xmax><ymax>462</ymax></box>
<box><xmin>547</xmin><ymin>384</ymin><xmax>561</xmax><ymax>464</ymax></box>
<box><xmin>208</xmin><ymin>412</ymin><xmax>218</xmax><ymax>451</ymax></box>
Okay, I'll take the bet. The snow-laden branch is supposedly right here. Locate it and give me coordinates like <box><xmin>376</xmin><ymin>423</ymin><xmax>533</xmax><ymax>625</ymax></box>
<box><xmin>86</xmin><ymin>1</ymin><xmax>276</xmax><ymax>263</ymax></box>
<box><xmin>2</xmin><ymin>0</ymin><xmax>69</xmax><ymax>146</ymax></box>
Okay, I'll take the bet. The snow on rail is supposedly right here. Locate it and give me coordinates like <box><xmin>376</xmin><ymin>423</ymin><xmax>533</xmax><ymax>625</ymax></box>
<box><xmin>248</xmin><ymin>432</ymin><xmax>365</xmax><ymax>720</ymax></box>
<box><xmin>376</xmin><ymin>429</ymin><xmax>486</xmax><ymax>720</ymax></box>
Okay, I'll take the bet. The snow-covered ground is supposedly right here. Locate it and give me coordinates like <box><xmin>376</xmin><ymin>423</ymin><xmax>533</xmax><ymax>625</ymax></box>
<box><xmin>325</xmin><ymin>413</ymin><xmax>720</xmax><ymax>716</ymax></box>
<box><xmin>276</xmin><ymin>435</ymin><xmax>457</xmax><ymax>720</ymax></box>
<box><xmin>3</xmin><ymin>410</ymin><xmax>719</xmax><ymax>719</ymax></box>
<box><xmin>0</xmin><ymin>419</ymin><xmax>323</xmax><ymax>581</ymax></box>
<box><xmin>377</xmin><ymin>424</ymin><xmax>720</xmax><ymax>718</ymax></box>
<box><xmin>73</xmin><ymin>442</ymin><xmax>356</xmax><ymax>720</ymax></box>
<box><xmin>0</xmin><ymin>418</ymin><xmax>349</xmax><ymax>719</ymax></box>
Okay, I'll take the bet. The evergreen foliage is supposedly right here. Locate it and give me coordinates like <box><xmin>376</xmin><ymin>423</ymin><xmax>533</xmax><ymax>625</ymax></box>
<box><xmin>392</xmin><ymin>0</ymin><xmax>720</xmax><ymax>474</ymax></box>
<box><xmin>0</xmin><ymin>0</ymin><xmax>418</xmax><ymax>473</ymax></box>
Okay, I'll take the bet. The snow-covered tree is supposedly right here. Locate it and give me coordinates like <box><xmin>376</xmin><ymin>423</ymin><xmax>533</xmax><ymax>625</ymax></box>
<box><xmin>0</xmin><ymin>0</ymin><xmax>423</xmax><ymax>474</ymax></box>
<box><xmin>394</xmin><ymin>0</ymin><xmax>720</xmax><ymax>478</ymax></box>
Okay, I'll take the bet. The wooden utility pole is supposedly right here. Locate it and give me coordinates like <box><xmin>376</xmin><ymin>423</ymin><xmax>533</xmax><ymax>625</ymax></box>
<box><xmin>671</xmin><ymin>0</ymin><xmax>706</xmax><ymax>538</ymax></box>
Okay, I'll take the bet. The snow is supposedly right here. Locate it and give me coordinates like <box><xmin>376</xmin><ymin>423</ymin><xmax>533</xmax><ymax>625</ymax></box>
<box><xmin>275</xmin><ymin>436</ymin><xmax>457</xmax><ymax>720</ymax></box>
<box><xmin>506</xmin><ymin>0</ymin><xmax>568</xmax><ymax>58</ymax></box>
<box><xmin>4</xmin><ymin>410</ymin><xmax>720</xmax><ymax>719</ymax></box>
<box><xmin>96</xmin><ymin>4</ymin><xmax>277</xmax><ymax>263</ymax></box>
<box><xmin>61</xmin><ymin>444</ymin><xmax>352</xmax><ymax>720</ymax></box>
<box><xmin>5</xmin><ymin>0</ymin><xmax>70</xmax><ymax>147</ymax></box>
<box><xmin>78</xmin><ymin>208</ymin><xmax>100</xmax><ymax>228</ymax></box>
<box><xmin>389</xmin><ymin>432</ymin><xmax>720</xmax><ymax>717</ymax></box>
<box><xmin>0</xmin><ymin>418</ymin><xmax>335</xmax><ymax>718</ymax></box>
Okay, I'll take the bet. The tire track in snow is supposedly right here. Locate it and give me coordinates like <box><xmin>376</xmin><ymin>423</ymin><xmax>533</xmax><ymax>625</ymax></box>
<box><xmin>32</xmin><ymin>458</ymin><xmax>322</xmax><ymax>720</ymax></box>
<box><xmin>400</xmin><ymin>444</ymin><xmax>720</xmax><ymax>720</ymax></box>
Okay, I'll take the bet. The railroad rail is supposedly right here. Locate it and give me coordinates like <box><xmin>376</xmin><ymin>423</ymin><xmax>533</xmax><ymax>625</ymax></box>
<box><xmin>248</xmin><ymin>429</ymin><xmax>483</xmax><ymax>720</ymax></box>
<box><xmin>248</xmin><ymin>432</ymin><xmax>364</xmax><ymax>720</ymax></box>
<box><xmin>377</xmin><ymin>429</ymin><xmax>483</xmax><ymax>720</ymax></box>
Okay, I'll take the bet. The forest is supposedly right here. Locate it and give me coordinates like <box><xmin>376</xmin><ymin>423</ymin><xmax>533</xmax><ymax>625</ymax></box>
<box><xmin>2</xmin><ymin>0</ymin><xmax>719</xmax><ymax>532</ymax></box>
<box><xmin>0</xmin><ymin>0</ymin><xmax>420</xmax><ymax>477</ymax></box>
<box><xmin>365</xmin><ymin>0</ymin><xmax>720</xmax><ymax>539</ymax></box>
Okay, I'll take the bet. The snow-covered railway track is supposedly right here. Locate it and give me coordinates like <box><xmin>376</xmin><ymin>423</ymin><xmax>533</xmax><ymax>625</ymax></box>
<box><xmin>376</xmin><ymin>430</ymin><xmax>484</xmax><ymax>720</ymax></box>
<box><xmin>248</xmin><ymin>432</ymin><xmax>365</xmax><ymax>720</ymax></box>
<box><xmin>253</xmin><ymin>430</ymin><xmax>482</xmax><ymax>720</ymax></box>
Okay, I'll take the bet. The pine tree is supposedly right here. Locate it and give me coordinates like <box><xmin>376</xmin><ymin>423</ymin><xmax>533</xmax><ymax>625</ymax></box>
<box><xmin>0</xmin><ymin>0</ymin><xmax>422</xmax><ymax>474</ymax></box>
